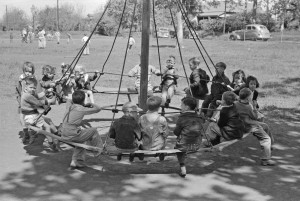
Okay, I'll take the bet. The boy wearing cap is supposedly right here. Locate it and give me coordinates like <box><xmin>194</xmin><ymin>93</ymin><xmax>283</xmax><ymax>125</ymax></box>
<box><xmin>235</xmin><ymin>88</ymin><xmax>275</xmax><ymax>166</ymax></box>
<box><xmin>201</xmin><ymin>62</ymin><xmax>231</xmax><ymax>117</ymax></box>
<box><xmin>107</xmin><ymin>102</ymin><xmax>142</xmax><ymax>152</ymax></box>
<box><xmin>139</xmin><ymin>96</ymin><xmax>169</xmax><ymax>150</ymax></box>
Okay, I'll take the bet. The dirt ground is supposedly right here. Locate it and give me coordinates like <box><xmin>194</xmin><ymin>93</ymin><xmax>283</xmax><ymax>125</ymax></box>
<box><xmin>0</xmin><ymin>37</ymin><xmax>300</xmax><ymax>201</ymax></box>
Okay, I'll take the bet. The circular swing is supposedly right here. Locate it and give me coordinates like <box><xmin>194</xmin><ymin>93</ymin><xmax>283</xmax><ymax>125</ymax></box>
<box><xmin>57</xmin><ymin>0</ymin><xmax>227</xmax><ymax>162</ymax></box>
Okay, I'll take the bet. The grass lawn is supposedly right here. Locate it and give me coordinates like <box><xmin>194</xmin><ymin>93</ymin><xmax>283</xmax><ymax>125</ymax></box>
<box><xmin>0</xmin><ymin>32</ymin><xmax>300</xmax><ymax>201</ymax></box>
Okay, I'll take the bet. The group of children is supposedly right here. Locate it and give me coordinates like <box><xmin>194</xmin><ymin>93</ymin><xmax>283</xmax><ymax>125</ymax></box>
<box><xmin>16</xmin><ymin>56</ymin><xmax>275</xmax><ymax>177</ymax></box>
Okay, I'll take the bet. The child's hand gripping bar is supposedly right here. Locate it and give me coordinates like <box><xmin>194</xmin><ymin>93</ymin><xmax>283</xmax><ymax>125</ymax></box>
<box><xmin>32</xmin><ymin>106</ymin><xmax>52</xmax><ymax>126</ymax></box>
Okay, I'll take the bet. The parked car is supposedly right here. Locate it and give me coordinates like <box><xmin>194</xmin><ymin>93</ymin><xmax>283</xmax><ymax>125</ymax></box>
<box><xmin>229</xmin><ymin>24</ymin><xmax>271</xmax><ymax>41</ymax></box>
<box><xmin>155</xmin><ymin>27</ymin><xmax>169</xmax><ymax>38</ymax></box>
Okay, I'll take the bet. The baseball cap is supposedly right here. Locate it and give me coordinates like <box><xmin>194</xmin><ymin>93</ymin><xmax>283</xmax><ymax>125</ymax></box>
<box><xmin>122</xmin><ymin>102</ymin><xmax>143</xmax><ymax>112</ymax></box>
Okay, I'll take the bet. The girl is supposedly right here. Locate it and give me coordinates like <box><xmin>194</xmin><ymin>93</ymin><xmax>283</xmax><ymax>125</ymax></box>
<box><xmin>56</xmin><ymin>63</ymin><xmax>76</xmax><ymax>103</ymax></box>
<box><xmin>230</xmin><ymin>69</ymin><xmax>246</xmax><ymax>95</ymax></box>
<box><xmin>74</xmin><ymin>65</ymin><xmax>98</xmax><ymax>104</ymax></box>
<box><xmin>40</xmin><ymin>65</ymin><xmax>57</xmax><ymax>105</ymax></box>
<box><xmin>245</xmin><ymin>75</ymin><xmax>264</xmax><ymax>121</ymax></box>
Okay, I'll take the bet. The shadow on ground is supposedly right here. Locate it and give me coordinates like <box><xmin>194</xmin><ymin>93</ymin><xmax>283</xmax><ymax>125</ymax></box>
<box><xmin>1</xmin><ymin>107</ymin><xmax>300</xmax><ymax>201</ymax></box>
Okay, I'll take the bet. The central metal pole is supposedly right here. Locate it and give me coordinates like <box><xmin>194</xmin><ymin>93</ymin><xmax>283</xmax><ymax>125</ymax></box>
<box><xmin>139</xmin><ymin>0</ymin><xmax>150</xmax><ymax>111</ymax></box>
<box><xmin>57</xmin><ymin>0</ymin><xmax>59</xmax><ymax>30</ymax></box>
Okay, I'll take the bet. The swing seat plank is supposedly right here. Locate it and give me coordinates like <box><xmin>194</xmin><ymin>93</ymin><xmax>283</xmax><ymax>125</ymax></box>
<box><xmin>29</xmin><ymin>126</ymin><xmax>103</xmax><ymax>152</ymax></box>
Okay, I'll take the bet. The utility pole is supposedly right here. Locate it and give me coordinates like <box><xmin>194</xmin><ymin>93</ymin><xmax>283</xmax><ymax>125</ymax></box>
<box><xmin>56</xmin><ymin>0</ymin><xmax>59</xmax><ymax>30</ymax></box>
<box><xmin>6</xmin><ymin>5</ymin><xmax>8</xmax><ymax>30</ymax></box>
<box><xmin>223</xmin><ymin>0</ymin><xmax>227</xmax><ymax>34</ymax></box>
<box><xmin>140</xmin><ymin>0</ymin><xmax>150</xmax><ymax>111</ymax></box>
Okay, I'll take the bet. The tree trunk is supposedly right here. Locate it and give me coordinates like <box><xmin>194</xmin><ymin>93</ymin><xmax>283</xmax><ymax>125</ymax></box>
<box><xmin>252</xmin><ymin>0</ymin><xmax>257</xmax><ymax>23</ymax></box>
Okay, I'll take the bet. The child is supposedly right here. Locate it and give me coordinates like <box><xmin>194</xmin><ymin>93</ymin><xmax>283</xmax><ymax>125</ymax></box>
<box><xmin>174</xmin><ymin>97</ymin><xmax>204</xmax><ymax>177</ymax></box>
<box><xmin>56</xmin><ymin>63</ymin><xmax>76</xmax><ymax>103</ymax></box>
<box><xmin>16</xmin><ymin>62</ymin><xmax>37</xmax><ymax>143</ymax></box>
<box><xmin>74</xmin><ymin>65</ymin><xmax>98</xmax><ymax>104</ymax></box>
<box><xmin>184</xmin><ymin>57</ymin><xmax>210</xmax><ymax>105</ymax></box>
<box><xmin>9</xmin><ymin>28</ymin><xmax>13</xmax><ymax>43</ymax></box>
<box><xmin>128</xmin><ymin>35</ymin><xmax>135</xmax><ymax>50</ymax></box>
<box><xmin>128</xmin><ymin>56</ymin><xmax>161</xmax><ymax>96</ymax></box>
<box><xmin>82</xmin><ymin>33</ymin><xmax>90</xmax><ymax>55</ymax></box>
<box><xmin>107</xmin><ymin>102</ymin><xmax>142</xmax><ymax>153</ymax></box>
<box><xmin>60</xmin><ymin>90</ymin><xmax>103</xmax><ymax>168</ymax></box>
<box><xmin>40</xmin><ymin>65</ymin><xmax>58</xmax><ymax>105</ymax></box>
<box><xmin>245</xmin><ymin>75</ymin><xmax>260</xmax><ymax>109</ymax></box>
<box><xmin>161</xmin><ymin>55</ymin><xmax>179</xmax><ymax>107</ymax></box>
<box><xmin>54</xmin><ymin>30</ymin><xmax>60</xmax><ymax>44</ymax></box>
<box><xmin>235</xmin><ymin>88</ymin><xmax>275</xmax><ymax>166</ymax></box>
<box><xmin>230</xmin><ymin>69</ymin><xmax>246</xmax><ymax>95</ymax></box>
<box><xmin>201</xmin><ymin>62</ymin><xmax>231</xmax><ymax>118</ymax></box>
<box><xmin>139</xmin><ymin>96</ymin><xmax>169</xmax><ymax>150</ymax></box>
<box><xmin>21</xmin><ymin>77</ymin><xmax>59</xmax><ymax>150</ymax></box>
<box><xmin>204</xmin><ymin>91</ymin><xmax>244</xmax><ymax>146</ymax></box>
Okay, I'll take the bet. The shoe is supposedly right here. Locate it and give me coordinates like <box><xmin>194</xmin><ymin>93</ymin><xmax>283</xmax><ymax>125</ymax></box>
<box><xmin>179</xmin><ymin>172</ymin><xmax>186</xmax><ymax>178</ymax></box>
<box><xmin>22</xmin><ymin>133</ymin><xmax>29</xmax><ymax>143</ymax></box>
<box><xmin>70</xmin><ymin>160</ymin><xmax>86</xmax><ymax>168</ymax></box>
<box><xmin>261</xmin><ymin>159</ymin><xmax>276</xmax><ymax>166</ymax></box>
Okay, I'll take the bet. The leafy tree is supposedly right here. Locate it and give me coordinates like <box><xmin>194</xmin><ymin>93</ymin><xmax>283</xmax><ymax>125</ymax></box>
<box><xmin>2</xmin><ymin>7</ymin><xmax>29</xmax><ymax>30</ymax></box>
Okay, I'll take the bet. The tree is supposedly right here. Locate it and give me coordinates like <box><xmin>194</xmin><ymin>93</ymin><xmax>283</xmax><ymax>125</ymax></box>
<box><xmin>31</xmin><ymin>5</ymin><xmax>39</xmax><ymax>31</ymax></box>
<box><xmin>2</xmin><ymin>7</ymin><xmax>29</xmax><ymax>30</ymax></box>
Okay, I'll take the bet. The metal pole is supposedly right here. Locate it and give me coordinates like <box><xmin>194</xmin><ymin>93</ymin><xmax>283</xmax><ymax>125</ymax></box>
<box><xmin>6</xmin><ymin>5</ymin><xmax>8</xmax><ymax>30</ymax></box>
<box><xmin>57</xmin><ymin>0</ymin><xmax>59</xmax><ymax>30</ymax></box>
<box><xmin>223</xmin><ymin>0</ymin><xmax>226</xmax><ymax>34</ymax></box>
<box><xmin>139</xmin><ymin>0</ymin><xmax>150</xmax><ymax>111</ymax></box>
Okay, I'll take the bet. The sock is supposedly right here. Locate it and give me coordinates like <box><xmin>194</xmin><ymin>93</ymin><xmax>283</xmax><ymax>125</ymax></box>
<box><xmin>180</xmin><ymin>163</ymin><xmax>186</xmax><ymax>175</ymax></box>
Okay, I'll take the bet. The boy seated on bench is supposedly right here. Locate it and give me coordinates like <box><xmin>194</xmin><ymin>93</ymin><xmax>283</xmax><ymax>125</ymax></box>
<box><xmin>60</xmin><ymin>90</ymin><xmax>103</xmax><ymax>168</ymax></box>
<box><xmin>139</xmin><ymin>96</ymin><xmax>169</xmax><ymax>151</ymax></box>
<box><xmin>235</xmin><ymin>88</ymin><xmax>275</xmax><ymax>166</ymax></box>
<box><xmin>106</xmin><ymin>102</ymin><xmax>142</xmax><ymax>153</ymax></box>
<box><xmin>204</xmin><ymin>91</ymin><xmax>244</xmax><ymax>146</ymax></box>
<box><xmin>173</xmin><ymin>97</ymin><xmax>204</xmax><ymax>178</ymax></box>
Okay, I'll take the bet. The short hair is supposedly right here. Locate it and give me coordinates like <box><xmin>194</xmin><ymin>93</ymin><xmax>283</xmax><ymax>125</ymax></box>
<box><xmin>25</xmin><ymin>77</ymin><xmax>37</xmax><ymax>86</ymax></box>
<box><xmin>246</xmin><ymin>75</ymin><xmax>260</xmax><ymax>88</ymax></box>
<box><xmin>189</xmin><ymin>57</ymin><xmax>201</xmax><ymax>66</ymax></box>
<box><xmin>239</xmin><ymin>88</ymin><xmax>252</xmax><ymax>100</ymax></box>
<box><xmin>181</xmin><ymin>97</ymin><xmax>197</xmax><ymax>110</ymax></box>
<box><xmin>168</xmin><ymin>55</ymin><xmax>176</xmax><ymax>62</ymax></box>
<box><xmin>72</xmin><ymin>90</ymin><xmax>86</xmax><ymax>105</ymax></box>
<box><xmin>23</xmin><ymin>62</ymin><xmax>35</xmax><ymax>74</ymax></box>
<box><xmin>215</xmin><ymin>62</ymin><xmax>226</xmax><ymax>69</ymax></box>
<box><xmin>222</xmin><ymin>91</ymin><xmax>237</xmax><ymax>105</ymax></box>
<box><xmin>42</xmin><ymin>65</ymin><xmax>56</xmax><ymax>75</ymax></box>
<box><xmin>146</xmin><ymin>96</ymin><xmax>162</xmax><ymax>111</ymax></box>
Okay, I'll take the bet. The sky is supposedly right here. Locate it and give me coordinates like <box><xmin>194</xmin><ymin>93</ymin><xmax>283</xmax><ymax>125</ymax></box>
<box><xmin>0</xmin><ymin>0</ymin><xmax>108</xmax><ymax>19</ymax></box>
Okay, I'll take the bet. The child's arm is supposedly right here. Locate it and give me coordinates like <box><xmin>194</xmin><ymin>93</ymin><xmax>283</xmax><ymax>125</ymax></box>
<box><xmin>190</xmin><ymin>71</ymin><xmax>200</xmax><ymax>87</ymax></box>
<box><xmin>40</xmin><ymin>80</ymin><xmax>55</xmax><ymax>88</ymax></box>
<box><xmin>81</xmin><ymin>103</ymin><xmax>101</xmax><ymax>115</ymax></box>
<box><xmin>108</xmin><ymin>123</ymin><xmax>116</xmax><ymax>139</ymax></box>
<box><xmin>217</xmin><ymin>108</ymin><xmax>229</xmax><ymax>128</ymax></box>
<box><xmin>173</xmin><ymin>118</ymin><xmax>183</xmax><ymax>137</ymax></box>
<box><xmin>23</xmin><ymin>93</ymin><xmax>48</xmax><ymax>109</ymax></box>
<box><xmin>158</xmin><ymin>116</ymin><xmax>169</xmax><ymax>138</ymax></box>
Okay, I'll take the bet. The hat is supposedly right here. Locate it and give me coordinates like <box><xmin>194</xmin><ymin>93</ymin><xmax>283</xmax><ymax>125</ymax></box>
<box><xmin>122</xmin><ymin>102</ymin><xmax>143</xmax><ymax>112</ymax></box>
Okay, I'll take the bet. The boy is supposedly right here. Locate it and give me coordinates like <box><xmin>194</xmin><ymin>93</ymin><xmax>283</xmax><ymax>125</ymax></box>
<box><xmin>174</xmin><ymin>97</ymin><xmax>204</xmax><ymax>177</ymax></box>
<box><xmin>235</xmin><ymin>88</ymin><xmax>275</xmax><ymax>166</ymax></box>
<box><xmin>161</xmin><ymin>55</ymin><xmax>179</xmax><ymax>107</ymax></box>
<box><xmin>201</xmin><ymin>62</ymin><xmax>231</xmax><ymax>118</ymax></box>
<box><xmin>128</xmin><ymin>56</ymin><xmax>161</xmax><ymax>96</ymax></box>
<box><xmin>128</xmin><ymin>35</ymin><xmax>135</xmax><ymax>50</ymax></box>
<box><xmin>184</xmin><ymin>57</ymin><xmax>210</xmax><ymax>106</ymax></box>
<box><xmin>17</xmin><ymin>62</ymin><xmax>36</xmax><ymax>143</ymax></box>
<box><xmin>204</xmin><ymin>91</ymin><xmax>244</xmax><ymax>146</ymax></box>
<box><xmin>139</xmin><ymin>96</ymin><xmax>169</xmax><ymax>150</ymax></box>
<box><xmin>61</xmin><ymin>90</ymin><xmax>103</xmax><ymax>168</ymax></box>
<box><xmin>107</xmin><ymin>102</ymin><xmax>142</xmax><ymax>153</ymax></box>
<box><xmin>21</xmin><ymin>77</ymin><xmax>59</xmax><ymax>150</ymax></box>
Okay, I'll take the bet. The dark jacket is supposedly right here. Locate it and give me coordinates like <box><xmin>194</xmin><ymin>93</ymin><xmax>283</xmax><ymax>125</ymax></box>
<box><xmin>211</xmin><ymin>73</ymin><xmax>230</xmax><ymax>105</ymax></box>
<box><xmin>218</xmin><ymin>105</ymin><xmax>244</xmax><ymax>140</ymax></box>
<box><xmin>109</xmin><ymin>115</ymin><xmax>141</xmax><ymax>149</ymax></box>
<box><xmin>189</xmin><ymin>68</ymin><xmax>210</xmax><ymax>99</ymax></box>
<box><xmin>174</xmin><ymin>112</ymin><xmax>204</xmax><ymax>148</ymax></box>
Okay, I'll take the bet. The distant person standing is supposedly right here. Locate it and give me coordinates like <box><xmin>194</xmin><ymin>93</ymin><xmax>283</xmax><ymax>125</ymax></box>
<box><xmin>38</xmin><ymin>28</ymin><xmax>46</xmax><ymax>49</ymax></box>
<box><xmin>67</xmin><ymin>32</ymin><xmax>72</xmax><ymax>44</ymax></box>
<box><xmin>128</xmin><ymin>35</ymin><xmax>135</xmax><ymax>50</ymax></box>
<box><xmin>21</xmin><ymin>28</ymin><xmax>27</xmax><ymax>43</ymax></box>
<box><xmin>55</xmin><ymin>30</ymin><xmax>61</xmax><ymax>44</ymax></box>
<box><xmin>81</xmin><ymin>34</ymin><xmax>90</xmax><ymax>55</ymax></box>
<box><xmin>27</xmin><ymin>30</ymin><xmax>34</xmax><ymax>43</ymax></box>
<box><xmin>9</xmin><ymin>28</ymin><xmax>13</xmax><ymax>43</ymax></box>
